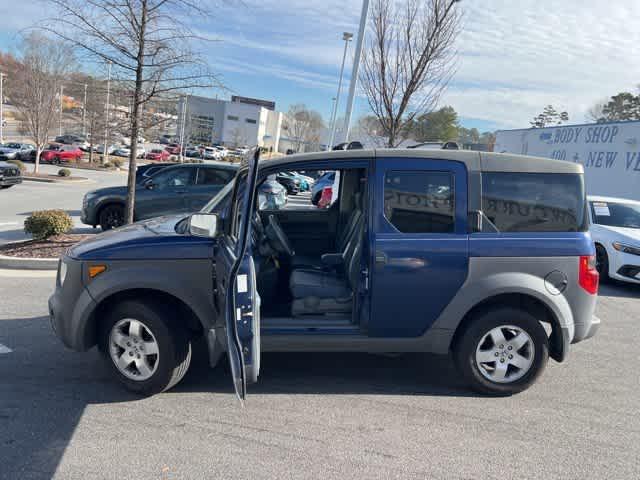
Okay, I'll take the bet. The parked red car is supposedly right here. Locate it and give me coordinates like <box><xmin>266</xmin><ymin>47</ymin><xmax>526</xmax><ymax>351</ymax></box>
<box><xmin>164</xmin><ymin>143</ymin><xmax>181</xmax><ymax>155</ymax></box>
<box><xmin>145</xmin><ymin>149</ymin><xmax>170</xmax><ymax>161</ymax></box>
<box><xmin>40</xmin><ymin>144</ymin><xmax>83</xmax><ymax>164</ymax></box>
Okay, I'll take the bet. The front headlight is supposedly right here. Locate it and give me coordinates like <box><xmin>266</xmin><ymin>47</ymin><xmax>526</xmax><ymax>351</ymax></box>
<box><xmin>612</xmin><ymin>242</ymin><xmax>640</xmax><ymax>256</ymax></box>
<box><xmin>59</xmin><ymin>259</ymin><xmax>68</xmax><ymax>286</ymax></box>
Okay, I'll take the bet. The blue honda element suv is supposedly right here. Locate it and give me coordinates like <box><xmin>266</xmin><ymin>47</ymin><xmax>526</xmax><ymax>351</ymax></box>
<box><xmin>49</xmin><ymin>148</ymin><xmax>600</xmax><ymax>398</ymax></box>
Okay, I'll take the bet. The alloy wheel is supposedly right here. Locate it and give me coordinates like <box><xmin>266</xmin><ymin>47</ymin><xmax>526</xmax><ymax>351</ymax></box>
<box><xmin>475</xmin><ymin>325</ymin><xmax>535</xmax><ymax>383</ymax></box>
<box><xmin>109</xmin><ymin>318</ymin><xmax>160</xmax><ymax>381</ymax></box>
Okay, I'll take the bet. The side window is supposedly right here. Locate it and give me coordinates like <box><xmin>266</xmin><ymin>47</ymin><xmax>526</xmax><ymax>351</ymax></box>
<box><xmin>196</xmin><ymin>168</ymin><xmax>234</xmax><ymax>186</ymax></box>
<box><xmin>151</xmin><ymin>168</ymin><xmax>194</xmax><ymax>190</ymax></box>
<box><xmin>384</xmin><ymin>171</ymin><xmax>454</xmax><ymax>233</ymax></box>
<box><xmin>481</xmin><ymin>173</ymin><xmax>586</xmax><ymax>232</ymax></box>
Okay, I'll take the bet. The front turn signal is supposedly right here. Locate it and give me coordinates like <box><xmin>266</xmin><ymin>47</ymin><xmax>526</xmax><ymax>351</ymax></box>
<box><xmin>88</xmin><ymin>265</ymin><xmax>107</xmax><ymax>278</ymax></box>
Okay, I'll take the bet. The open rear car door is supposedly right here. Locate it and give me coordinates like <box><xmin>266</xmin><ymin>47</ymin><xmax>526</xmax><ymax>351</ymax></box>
<box><xmin>215</xmin><ymin>148</ymin><xmax>261</xmax><ymax>403</ymax></box>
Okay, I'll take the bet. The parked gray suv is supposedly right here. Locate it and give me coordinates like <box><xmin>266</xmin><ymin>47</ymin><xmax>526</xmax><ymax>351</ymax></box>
<box><xmin>50</xmin><ymin>149</ymin><xmax>599</xmax><ymax>398</ymax></box>
<box><xmin>81</xmin><ymin>162</ymin><xmax>237</xmax><ymax>230</ymax></box>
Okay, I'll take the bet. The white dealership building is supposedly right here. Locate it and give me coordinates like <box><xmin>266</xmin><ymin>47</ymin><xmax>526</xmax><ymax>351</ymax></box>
<box><xmin>177</xmin><ymin>95</ymin><xmax>284</xmax><ymax>151</ymax></box>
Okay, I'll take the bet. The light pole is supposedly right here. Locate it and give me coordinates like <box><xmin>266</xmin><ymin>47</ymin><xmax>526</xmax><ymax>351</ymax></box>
<box><xmin>328</xmin><ymin>32</ymin><xmax>353</xmax><ymax>149</ymax></box>
<box><xmin>178</xmin><ymin>94</ymin><xmax>189</xmax><ymax>163</ymax></box>
<box><xmin>343</xmin><ymin>0</ymin><xmax>369</xmax><ymax>143</ymax></box>
<box><xmin>82</xmin><ymin>83</ymin><xmax>87</xmax><ymax>137</ymax></box>
<box><xmin>103</xmin><ymin>61</ymin><xmax>112</xmax><ymax>160</ymax></box>
<box><xmin>0</xmin><ymin>72</ymin><xmax>5</xmax><ymax>144</ymax></box>
<box><xmin>59</xmin><ymin>84</ymin><xmax>64</xmax><ymax>137</ymax></box>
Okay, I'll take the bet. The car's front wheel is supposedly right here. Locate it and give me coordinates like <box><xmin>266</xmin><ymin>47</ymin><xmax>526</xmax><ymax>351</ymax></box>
<box><xmin>454</xmin><ymin>307</ymin><xmax>549</xmax><ymax>395</ymax></box>
<box><xmin>99</xmin><ymin>300</ymin><xmax>192</xmax><ymax>395</ymax></box>
<box><xmin>99</xmin><ymin>203</ymin><xmax>125</xmax><ymax>230</ymax></box>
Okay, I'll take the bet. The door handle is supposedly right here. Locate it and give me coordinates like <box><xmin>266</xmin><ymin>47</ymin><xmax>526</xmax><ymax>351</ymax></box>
<box><xmin>375</xmin><ymin>251</ymin><xmax>387</xmax><ymax>264</ymax></box>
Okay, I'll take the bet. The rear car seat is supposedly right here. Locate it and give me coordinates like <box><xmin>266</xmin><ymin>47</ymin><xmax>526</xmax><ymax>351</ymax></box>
<box><xmin>289</xmin><ymin>217</ymin><xmax>364</xmax><ymax>316</ymax></box>
<box><xmin>291</xmin><ymin>192</ymin><xmax>363</xmax><ymax>270</ymax></box>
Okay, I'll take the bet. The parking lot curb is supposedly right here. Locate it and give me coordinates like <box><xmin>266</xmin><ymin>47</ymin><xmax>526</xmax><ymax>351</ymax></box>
<box><xmin>22</xmin><ymin>176</ymin><xmax>92</xmax><ymax>184</ymax></box>
<box><xmin>0</xmin><ymin>254</ymin><xmax>58</xmax><ymax>270</ymax></box>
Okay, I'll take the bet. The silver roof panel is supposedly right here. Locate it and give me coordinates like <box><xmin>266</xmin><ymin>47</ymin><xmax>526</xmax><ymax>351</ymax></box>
<box><xmin>260</xmin><ymin>149</ymin><xmax>583</xmax><ymax>174</ymax></box>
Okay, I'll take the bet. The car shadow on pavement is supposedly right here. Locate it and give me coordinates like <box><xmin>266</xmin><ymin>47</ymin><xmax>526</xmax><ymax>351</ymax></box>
<box><xmin>599</xmin><ymin>281</ymin><xmax>640</xmax><ymax>298</ymax></box>
<box><xmin>177</xmin><ymin>338</ymin><xmax>478</xmax><ymax>398</ymax></box>
<box><xmin>0</xmin><ymin>316</ymin><xmax>138</xmax><ymax>479</ymax></box>
<box><xmin>0</xmin><ymin>317</ymin><xmax>476</xmax><ymax>478</ymax></box>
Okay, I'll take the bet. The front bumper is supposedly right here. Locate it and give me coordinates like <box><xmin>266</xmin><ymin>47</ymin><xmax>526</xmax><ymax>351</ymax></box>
<box><xmin>609</xmin><ymin>250</ymin><xmax>640</xmax><ymax>284</ymax></box>
<box><xmin>48</xmin><ymin>258</ymin><xmax>98</xmax><ymax>351</ymax></box>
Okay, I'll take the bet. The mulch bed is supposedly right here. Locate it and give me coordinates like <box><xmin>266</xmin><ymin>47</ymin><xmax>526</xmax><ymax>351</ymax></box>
<box><xmin>0</xmin><ymin>234</ymin><xmax>92</xmax><ymax>258</ymax></box>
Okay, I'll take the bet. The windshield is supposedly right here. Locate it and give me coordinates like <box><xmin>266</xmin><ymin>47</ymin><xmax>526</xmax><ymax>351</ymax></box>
<box><xmin>591</xmin><ymin>201</ymin><xmax>640</xmax><ymax>229</ymax></box>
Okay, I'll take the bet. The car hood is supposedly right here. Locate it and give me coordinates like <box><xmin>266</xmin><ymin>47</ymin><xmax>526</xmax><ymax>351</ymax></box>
<box><xmin>87</xmin><ymin>185</ymin><xmax>130</xmax><ymax>197</ymax></box>
<box><xmin>0</xmin><ymin>147</ymin><xmax>18</xmax><ymax>153</ymax></box>
<box><xmin>68</xmin><ymin>214</ymin><xmax>216</xmax><ymax>261</ymax></box>
<box><xmin>599</xmin><ymin>225</ymin><xmax>640</xmax><ymax>244</ymax></box>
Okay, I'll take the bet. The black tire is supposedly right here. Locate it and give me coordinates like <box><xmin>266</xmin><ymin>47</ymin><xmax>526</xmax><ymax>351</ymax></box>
<box><xmin>54</xmin><ymin>157</ymin><xmax>61</xmax><ymax>165</ymax></box>
<box><xmin>454</xmin><ymin>307</ymin><xmax>549</xmax><ymax>396</ymax></box>
<box><xmin>595</xmin><ymin>244</ymin><xmax>610</xmax><ymax>282</ymax></box>
<box><xmin>1</xmin><ymin>185</ymin><xmax>13</xmax><ymax>189</ymax></box>
<box><xmin>99</xmin><ymin>203</ymin><xmax>125</xmax><ymax>230</ymax></box>
<box><xmin>98</xmin><ymin>300</ymin><xmax>192</xmax><ymax>395</ymax></box>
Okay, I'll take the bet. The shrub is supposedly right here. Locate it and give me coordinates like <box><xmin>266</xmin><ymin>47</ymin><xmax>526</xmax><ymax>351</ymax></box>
<box><xmin>58</xmin><ymin>168</ymin><xmax>71</xmax><ymax>177</ymax></box>
<box><xmin>24</xmin><ymin>210</ymin><xmax>73</xmax><ymax>240</ymax></box>
<box><xmin>6</xmin><ymin>159</ymin><xmax>26</xmax><ymax>172</ymax></box>
<box><xmin>111</xmin><ymin>158</ymin><xmax>123</xmax><ymax>168</ymax></box>
<box><xmin>103</xmin><ymin>161</ymin><xmax>112</xmax><ymax>168</ymax></box>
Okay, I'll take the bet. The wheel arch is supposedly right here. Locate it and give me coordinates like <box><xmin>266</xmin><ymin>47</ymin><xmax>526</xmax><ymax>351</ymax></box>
<box><xmin>88</xmin><ymin>288</ymin><xmax>205</xmax><ymax>349</ymax></box>
<box><xmin>449</xmin><ymin>292</ymin><xmax>566</xmax><ymax>362</ymax></box>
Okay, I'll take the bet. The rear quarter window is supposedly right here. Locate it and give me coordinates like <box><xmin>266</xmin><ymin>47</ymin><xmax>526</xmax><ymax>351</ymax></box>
<box><xmin>482</xmin><ymin>172</ymin><xmax>586</xmax><ymax>232</ymax></box>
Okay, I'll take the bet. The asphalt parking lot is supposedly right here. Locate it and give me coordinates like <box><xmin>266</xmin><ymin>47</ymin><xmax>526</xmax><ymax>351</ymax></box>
<box><xmin>1</xmin><ymin>270</ymin><xmax>639</xmax><ymax>479</ymax></box>
<box><xmin>0</xmin><ymin>165</ymin><xmax>125</xmax><ymax>244</ymax></box>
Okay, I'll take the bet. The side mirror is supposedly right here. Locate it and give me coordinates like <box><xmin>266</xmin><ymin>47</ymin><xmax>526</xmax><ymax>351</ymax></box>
<box><xmin>188</xmin><ymin>213</ymin><xmax>218</xmax><ymax>238</ymax></box>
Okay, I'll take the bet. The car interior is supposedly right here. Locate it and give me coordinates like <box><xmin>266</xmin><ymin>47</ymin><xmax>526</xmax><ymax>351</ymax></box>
<box><xmin>251</xmin><ymin>167</ymin><xmax>368</xmax><ymax>331</ymax></box>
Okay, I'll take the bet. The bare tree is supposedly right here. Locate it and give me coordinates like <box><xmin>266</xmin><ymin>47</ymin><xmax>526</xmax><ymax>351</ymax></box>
<box><xmin>8</xmin><ymin>33</ymin><xmax>74</xmax><ymax>172</ymax></box>
<box><xmin>282</xmin><ymin>104</ymin><xmax>324</xmax><ymax>152</ymax></box>
<box><xmin>46</xmin><ymin>0</ymin><xmax>221</xmax><ymax>224</ymax></box>
<box><xmin>360</xmin><ymin>0</ymin><xmax>462</xmax><ymax>147</ymax></box>
<box><xmin>355</xmin><ymin>115</ymin><xmax>387</xmax><ymax>147</ymax></box>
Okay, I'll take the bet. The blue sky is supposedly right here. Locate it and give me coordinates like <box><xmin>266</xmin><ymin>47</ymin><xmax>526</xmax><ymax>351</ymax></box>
<box><xmin>2</xmin><ymin>0</ymin><xmax>640</xmax><ymax>132</ymax></box>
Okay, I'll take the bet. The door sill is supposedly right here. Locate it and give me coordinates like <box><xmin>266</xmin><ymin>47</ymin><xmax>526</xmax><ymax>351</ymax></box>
<box><xmin>262</xmin><ymin>316</ymin><xmax>360</xmax><ymax>335</ymax></box>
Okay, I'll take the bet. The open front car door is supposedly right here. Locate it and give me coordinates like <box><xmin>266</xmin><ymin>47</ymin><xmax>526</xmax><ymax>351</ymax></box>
<box><xmin>215</xmin><ymin>148</ymin><xmax>261</xmax><ymax>403</ymax></box>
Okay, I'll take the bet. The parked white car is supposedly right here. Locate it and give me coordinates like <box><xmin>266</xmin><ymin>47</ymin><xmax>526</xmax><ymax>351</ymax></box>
<box><xmin>588</xmin><ymin>195</ymin><xmax>640</xmax><ymax>284</ymax></box>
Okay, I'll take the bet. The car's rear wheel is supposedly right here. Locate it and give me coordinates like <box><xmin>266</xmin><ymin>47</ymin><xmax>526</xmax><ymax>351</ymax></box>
<box><xmin>1</xmin><ymin>185</ymin><xmax>13</xmax><ymax>189</ymax></box>
<box><xmin>595</xmin><ymin>244</ymin><xmax>610</xmax><ymax>282</ymax></box>
<box><xmin>454</xmin><ymin>307</ymin><xmax>549</xmax><ymax>395</ymax></box>
<box><xmin>99</xmin><ymin>203</ymin><xmax>125</xmax><ymax>230</ymax></box>
<box><xmin>99</xmin><ymin>300</ymin><xmax>192</xmax><ymax>395</ymax></box>
<box><xmin>54</xmin><ymin>157</ymin><xmax>61</xmax><ymax>165</ymax></box>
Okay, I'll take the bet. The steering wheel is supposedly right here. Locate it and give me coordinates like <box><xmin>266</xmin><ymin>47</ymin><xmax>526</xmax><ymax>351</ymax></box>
<box><xmin>266</xmin><ymin>214</ymin><xmax>295</xmax><ymax>258</ymax></box>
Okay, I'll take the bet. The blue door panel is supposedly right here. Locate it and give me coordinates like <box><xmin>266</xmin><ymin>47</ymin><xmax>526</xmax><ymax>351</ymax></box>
<box><xmin>369</xmin><ymin>158</ymin><xmax>469</xmax><ymax>338</ymax></box>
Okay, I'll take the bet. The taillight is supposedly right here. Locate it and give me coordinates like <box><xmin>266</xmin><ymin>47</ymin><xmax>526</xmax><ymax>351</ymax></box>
<box><xmin>579</xmin><ymin>255</ymin><xmax>599</xmax><ymax>294</ymax></box>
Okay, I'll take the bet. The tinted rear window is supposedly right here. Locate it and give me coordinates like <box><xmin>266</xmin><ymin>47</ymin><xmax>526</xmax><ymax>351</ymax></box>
<box><xmin>482</xmin><ymin>173</ymin><xmax>586</xmax><ymax>232</ymax></box>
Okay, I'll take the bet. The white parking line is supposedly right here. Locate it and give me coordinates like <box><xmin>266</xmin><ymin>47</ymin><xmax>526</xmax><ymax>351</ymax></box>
<box><xmin>0</xmin><ymin>269</ymin><xmax>56</xmax><ymax>278</ymax></box>
<box><xmin>0</xmin><ymin>343</ymin><xmax>12</xmax><ymax>354</ymax></box>
<box><xmin>0</xmin><ymin>222</ymin><xmax>18</xmax><ymax>226</ymax></box>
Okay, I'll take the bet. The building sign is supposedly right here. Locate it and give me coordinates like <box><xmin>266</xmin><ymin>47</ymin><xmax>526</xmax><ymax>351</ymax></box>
<box><xmin>495</xmin><ymin>121</ymin><xmax>640</xmax><ymax>201</ymax></box>
<box><xmin>231</xmin><ymin>96</ymin><xmax>276</xmax><ymax>111</ymax></box>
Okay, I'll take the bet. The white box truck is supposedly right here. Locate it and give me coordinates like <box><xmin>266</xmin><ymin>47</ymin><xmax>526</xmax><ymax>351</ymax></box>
<box><xmin>495</xmin><ymin>120</ymin><xmax>640</xmax><ymax>200</ymax></box>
